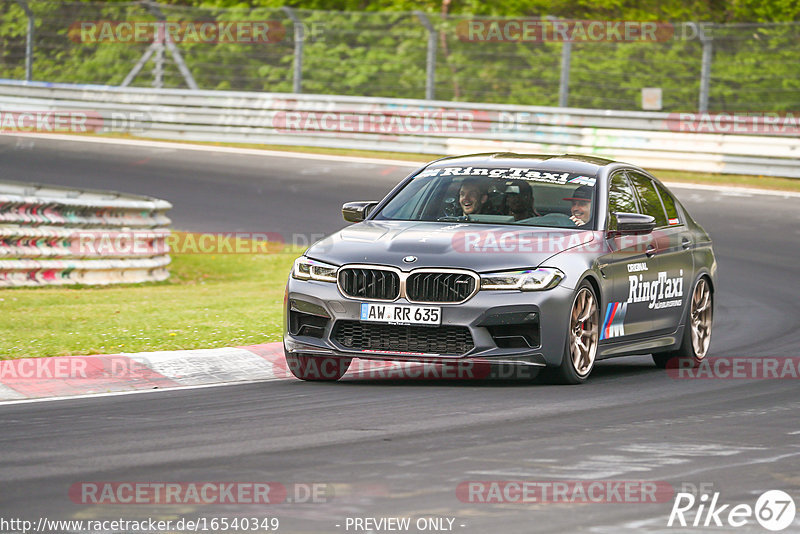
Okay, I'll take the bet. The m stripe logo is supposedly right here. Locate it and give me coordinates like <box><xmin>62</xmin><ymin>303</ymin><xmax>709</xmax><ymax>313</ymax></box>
<box><xmin>601</xmin><ymin>302</ymin><xmax>628</xmax><ymax>340</ymax></box>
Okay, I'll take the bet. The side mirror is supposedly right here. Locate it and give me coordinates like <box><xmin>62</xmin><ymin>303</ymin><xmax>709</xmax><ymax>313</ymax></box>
<box><xmin>342</xmin><ymin>201</ymin><xmax>379</xmax><ymax>223</ymax></box>
<box><xmin>610</xmin><ymin>212</ymin><xmax>656</xmax><ymax>235</ymax></box>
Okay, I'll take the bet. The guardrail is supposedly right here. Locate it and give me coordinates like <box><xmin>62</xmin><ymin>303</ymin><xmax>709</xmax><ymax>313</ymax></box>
<box><xmin>0</xmin><ymin>79</ymin><xmax>798</xmax><ymax>178</ymax></box>
<box><xmin>0</xmin><ymin>179</ymin><xmax>172</xmax><ymax>287</ymax></box>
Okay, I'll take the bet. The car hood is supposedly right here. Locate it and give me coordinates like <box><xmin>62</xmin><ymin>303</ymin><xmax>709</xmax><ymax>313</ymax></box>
<box><xmin>306</xmin><ymin>221</ymin><xmax>596</xmax><ymax>272</ymax></box>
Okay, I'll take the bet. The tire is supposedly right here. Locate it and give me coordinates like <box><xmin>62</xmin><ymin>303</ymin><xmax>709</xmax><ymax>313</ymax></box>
<box><xmin>284</xmin><ymin>352</ymin><xmax>351</xmax><ymax>381</ymax></box>
<box><xmin>653</xmin><ymin>276</ymin><xmax>713</xmax><ymax>369</ymax></box>
<box><xmin>547</xmin><ymin>281</ymin><xmax>600</xmax><ymax>384</ymax></box>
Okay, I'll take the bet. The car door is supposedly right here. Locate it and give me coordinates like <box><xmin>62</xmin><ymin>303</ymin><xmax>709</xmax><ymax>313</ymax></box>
<box><xmin>627</xmin><ymin>171</ymin><xmax>692</xmax><ymax>334</ymax></box>
<box><xmin>598</xmin><ymin>171</ymin><xmax>656</xmax><ymax>341</ymax></box>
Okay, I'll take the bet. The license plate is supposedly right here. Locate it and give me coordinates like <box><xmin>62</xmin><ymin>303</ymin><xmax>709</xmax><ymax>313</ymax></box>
<box><xmin>360</xmin><ymin>303</ymin><xmax>441</xmax><ymax>326</ymax></box>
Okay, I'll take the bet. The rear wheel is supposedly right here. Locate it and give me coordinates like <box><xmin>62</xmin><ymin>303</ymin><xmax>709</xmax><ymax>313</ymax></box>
<box><xmin>548</xmin><ymin>281</ymin><xmax>600</xmax><ymax>384</ymax></box>
<box><xmin>284</xmin><ymin>352</ymin><xmax>351</xmax><ymax>381</ymax></box>
<box><xmin>653</xmin><ymin>276</ymin><xmax>713</xmax><ymax>368</ymax></box>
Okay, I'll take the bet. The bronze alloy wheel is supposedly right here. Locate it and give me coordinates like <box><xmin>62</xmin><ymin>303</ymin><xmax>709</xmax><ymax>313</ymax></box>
<box><xmin>690</xmin><ymin>277</ymin><xmax>713</xmax><ymax>359</ymax></box>
<box><xmin>652</xmin><ymin>276</ymin><xmax>714</xmax><ymax>368</ymax></box>
<box><xmin>569</xmin><ymin>287</ymin><xmax>599</xmax><ymax>377</ymax></box>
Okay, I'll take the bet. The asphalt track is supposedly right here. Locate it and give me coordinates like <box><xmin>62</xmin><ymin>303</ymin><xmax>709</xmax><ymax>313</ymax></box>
<box><xmin>1</xmin><ymin>136</ymin><xmax>799</xmax><ymax>534</ymax></box>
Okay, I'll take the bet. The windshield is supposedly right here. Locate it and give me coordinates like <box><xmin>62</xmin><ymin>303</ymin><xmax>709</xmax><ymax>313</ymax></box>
<box><xmin>374</xmin><ymin>165</ymin><xmax>598</xmax><ymax>229</ymax></box>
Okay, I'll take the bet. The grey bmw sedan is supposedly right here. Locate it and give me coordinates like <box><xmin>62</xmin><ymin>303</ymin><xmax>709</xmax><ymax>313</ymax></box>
<box><xmin>283</xmin><ymin>153</ymin><xmax>716</xmax><ymax>384</ymax></box>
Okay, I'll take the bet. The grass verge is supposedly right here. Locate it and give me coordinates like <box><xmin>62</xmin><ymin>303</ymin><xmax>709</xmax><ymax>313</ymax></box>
<box><xmin>0</xmin><ymin>239</ymin><xmax>299</xmax><ymax>359</ymax></box>
<box><xmin>655</xmin><ymin>169</ymin><xmax>800</xmax><ymax>193</ymax></box>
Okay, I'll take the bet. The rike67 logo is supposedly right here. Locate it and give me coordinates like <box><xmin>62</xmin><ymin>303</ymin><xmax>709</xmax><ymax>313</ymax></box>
<box><xmin>668</xmin><ymin>490</ymin><xmax>796</xmax><ymax>531</ymax></box>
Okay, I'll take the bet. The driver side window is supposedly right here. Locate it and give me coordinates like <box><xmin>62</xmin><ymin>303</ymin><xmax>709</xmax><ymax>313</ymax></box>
<box><xmin>607</xmin><ymin>172</ymin><xmax>637</xmax><ymax>230</ymax></box>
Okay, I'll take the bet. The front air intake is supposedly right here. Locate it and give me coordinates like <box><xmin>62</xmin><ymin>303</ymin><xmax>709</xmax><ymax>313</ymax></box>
<box><xmin>332</xmin><ymin>321</ymin><xmax>474</xmax><ymax>355</ymax></box>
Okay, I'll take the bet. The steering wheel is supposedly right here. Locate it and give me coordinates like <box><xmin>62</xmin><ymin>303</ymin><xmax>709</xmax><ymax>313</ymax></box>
<box><xmin>440</xmin><ymin>196</ymin><xmax>461</xmax><ymax>217</ymax></box>
<box><xmin>535</xmin><ymin>212</ymin><xmax>584</xmax><ymax>228</ymax></box>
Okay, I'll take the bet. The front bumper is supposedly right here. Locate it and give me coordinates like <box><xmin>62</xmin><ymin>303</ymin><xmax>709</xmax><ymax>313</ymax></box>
<box><xmin>284</xmin><ymin>277</ymin><xmax>575</xmax><ymax>368</ymax></box>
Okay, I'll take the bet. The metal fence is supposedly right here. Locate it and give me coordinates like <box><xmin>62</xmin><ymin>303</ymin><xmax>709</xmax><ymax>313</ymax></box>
<box><xmin>3</xmin><ymin>1</ymin><xmax>800</xmax><ymax>113</ymax></box>
<box><xmin>2</xmin><ymin>80</ymin><xmax>798</xmax><ymax>178</ymax></box>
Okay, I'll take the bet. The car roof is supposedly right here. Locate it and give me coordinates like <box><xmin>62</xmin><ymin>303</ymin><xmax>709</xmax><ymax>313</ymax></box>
<box><xmin>425</xmin><ymin>153</ymin><xmax>620</xmax><ymax>177</ymax></box>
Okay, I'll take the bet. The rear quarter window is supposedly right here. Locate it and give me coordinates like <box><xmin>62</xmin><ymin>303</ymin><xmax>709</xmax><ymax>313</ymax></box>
<box><xmin>654</xmin><ymin>181</ymin><xmax>681</xmax><ymax>225</ymax></box>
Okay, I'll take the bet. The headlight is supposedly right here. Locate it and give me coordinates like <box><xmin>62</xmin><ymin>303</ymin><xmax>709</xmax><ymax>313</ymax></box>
<box><xmin>292</xmin><ymin>257</ymin><xmax>338</xmax><ymax>282</ymax></box>
<box><xmin>480</xmin><ymin>268</ymin><xmax>564</xmax><ymax>291</ymax></box>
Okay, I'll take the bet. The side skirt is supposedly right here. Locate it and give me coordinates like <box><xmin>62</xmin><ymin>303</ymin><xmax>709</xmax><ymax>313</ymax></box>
<box><xmin>596</xmin><ymin>326</ymin><xmax>684</xmax><ymax>360</ymax></box>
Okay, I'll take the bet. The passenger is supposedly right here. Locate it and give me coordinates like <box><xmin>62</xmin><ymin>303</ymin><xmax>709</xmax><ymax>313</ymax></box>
<box><xmin>563</xmin><ymin>184</ymin><xmax>594</xmax><ymax>226</ymax></box>
<box><xmin>504</xmin><ymin>180</ymin><xmax>541</xmax><ymax>221</ymax></box>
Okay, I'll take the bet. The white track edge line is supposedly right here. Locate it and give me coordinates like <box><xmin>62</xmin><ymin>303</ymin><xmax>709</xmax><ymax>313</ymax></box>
<box><xmin>0</xmin><ymin>375</ymin><xmax>295</xmax><ymax>407</ymax></box>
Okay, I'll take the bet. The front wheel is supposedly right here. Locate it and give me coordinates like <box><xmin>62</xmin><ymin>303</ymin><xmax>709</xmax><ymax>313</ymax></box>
<box><xmin>653</xmin><ymin>276</ymin><xmax>713</xmax><ymax>368</ymax></box>
<box><xmin>547</xmin><ymin>281</ymin><xmax>600</xmax><ymax>384</ymax></box>
<box><xmin>285</xmin><ymin>352</ymin><xmax>351</xmax><ymax>381</ymax></box>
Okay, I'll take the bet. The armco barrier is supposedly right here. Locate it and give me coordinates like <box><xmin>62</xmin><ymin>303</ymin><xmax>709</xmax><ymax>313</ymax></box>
<box><xmin>0</xmin><ymin>180</ymin><xmax>172</xmax><ymax>287</ymax></box>
<box><xmin>0</xmin><ymin>79</ymin><xmax>798</xmax><ymax>178</ymax></box>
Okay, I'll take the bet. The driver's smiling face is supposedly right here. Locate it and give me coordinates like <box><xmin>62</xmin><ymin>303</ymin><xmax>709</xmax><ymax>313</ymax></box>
<box><xmin>571</xmin><ymin>199</ymin><xmax>591</xmax><ymax>223</ymax></box>
<box><xmin>459</xmin><ymin>184</ymin><xmax>485</xmax><ymax>214</ymax></box>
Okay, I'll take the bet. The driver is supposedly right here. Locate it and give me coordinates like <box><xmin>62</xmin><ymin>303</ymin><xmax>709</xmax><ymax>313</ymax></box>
<box><xmin>563</xmin><ymin>184</ymin><xmax>594</xmax><ymax>226</ymax></box>
<box><xmin>459</xmin><ymin>178</ymin><xmax>489</xmax><ymax>215</ymax></box>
